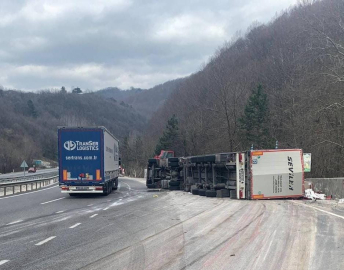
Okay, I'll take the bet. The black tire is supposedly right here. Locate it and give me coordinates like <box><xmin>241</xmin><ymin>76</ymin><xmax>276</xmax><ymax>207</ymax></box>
<box><xmin>103</xmin><ymin>183</ymin><xmax>109</xmax><ymax>196</ymax></box>
<box><xmin>69</xmin><ymin>193</ymin><xmax>76</xmax><ymax>197</ymax></box>
<box><xmin>168</xmin><ymin>157</ymin><xmax>179</xmax><ymax>162</ymax></box>
<box><xmin>169</xmin><ymin>180</ymin><xmax>180</xmax><ymax>186</ymax></box>
<box><xmin>112</xmin><ymin>178</ymin><xmax>118</xmax><ymax>190</ymax></box>
<box><xmin>168</xmin><ymin>162</ymin><xmax>179</xmax><ymax>167</ymax></box>
<box><xmin>147</xmin><ymin>184</ymin><xmax>156</xmax><ymax>189</ymax></box>
<box><xmin>192</xmin><ymin>189</ymin><xmax>199</xmax><ymax>195</ymax></box>
<box><xmin>206</xmin><ymin>190</ymin><xmax>217</xmax><ymax>197</ymax></box>
<box><xmin>230</xmin><ymin>190</ymin><xmax>237</xmax><ymax>199</ymax></box>
<box><xmin>148</xmin><ymin>159</ymin><xmax>157</xmax><ymax>164</ymax></box>
<box><xmin>198</xmin><ymin>189</ymin><xmax>206</xmax><ymax>196</ymax></box>
<box><xmin>169</xmin><ymin>186</ymin><xmax>180</xmax><ymax>190</ymax></box>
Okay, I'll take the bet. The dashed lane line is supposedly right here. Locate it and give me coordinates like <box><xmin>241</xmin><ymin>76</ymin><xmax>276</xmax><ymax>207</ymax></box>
<box><xmin>90</xmin><ymin>214</ymin><xmax>98</xmax><ymax>218</ymax></box>
<box><xmin>56</xmin><ymin>211</ymin><xmax>64</xmax><ymax>214</ymax></box>
<box><xmin>35</xmin><ymin>236</ymin><xmax>56</xmax><ymax>246</ymax></box>
<box><xmin>41</xmin><ymin>197</ymin><xmax>65</xmax><ymax>205</ymax></box>
<box><xmin>69</xmin><ymin>223</ymin><xmax>81</xmax><ymax>229</ymax></box>
<box><xmin>6</xmin><ymin>220</ymin><xmax>23</xmax><ymax>225</ymax></box>
<box><xmin>0</xmin><ymin>260</ymin><xmax>9</xmax><ymax>266</ymax></box>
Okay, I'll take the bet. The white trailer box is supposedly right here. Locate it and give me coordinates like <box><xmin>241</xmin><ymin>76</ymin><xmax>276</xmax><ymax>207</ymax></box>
<box><xmin>250</xmin><ymin>149</ymin><xmax>304</xmax><ymax>199</ymax></box>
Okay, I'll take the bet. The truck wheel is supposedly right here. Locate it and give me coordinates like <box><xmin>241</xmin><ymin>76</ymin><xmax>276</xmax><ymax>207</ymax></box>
<box><xmin>198</xmin><ymin>189</ymin><xmax>206</xmax><ymax>196</ymax></box>
<box><xmin>103</xmin><ymin>183</ymin><xmax>109</xmax><ymax>196</ymax></box>
<box><xmin>108</xmin><ymin>181</ymin><xmax>113</xmax><ymax>194</ymax></box>
<box><xmin>148</xmin><ymin>158</ymin><xmax>157</xmax><ymax>164</ymax></box>
<box><xmin>169</xmin><ymin>180</ymin><xmax>180</xmax><ymax>186</ymax></box>
<box><xmin>192</xmin><ymin>189</ymin><xmax>199</xmax><ymax>195</ymax></box>
<box><xmin>112</xmin><ymin>178</ymin><xmax>118</xmax><ymax>190</ymax></box>
<box><xmin>168</xmin><ymin>162</ymin><xmax>179</xmax><ymax>167</ymax></box>
<box><xmin>206</xmin><ymin>190</ymin><xmax>217</xmax><ymax>197</ymax></box>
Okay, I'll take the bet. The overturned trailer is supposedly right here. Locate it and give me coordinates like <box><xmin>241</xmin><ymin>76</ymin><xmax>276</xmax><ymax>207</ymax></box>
<box><xmin>146</xmin><ymin>149</ymin><xmax>304</xmax><ymax>200</ymax></box>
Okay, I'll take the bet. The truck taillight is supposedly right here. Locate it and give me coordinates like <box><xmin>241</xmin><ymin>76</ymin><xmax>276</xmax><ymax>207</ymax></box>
<box><xmin>61</xmin><ymin>186</ymin><xmax>69</xmax><ymax>190</ymax></box>
<box><xmin>96</xmin><ymin>170</ymin><xmax>101</xmax><ymax>181</ymax></box>
<box><xmin>95</xmin><ymin>187</ymin><xmax>103</xmax><ymax>190</ymax></box>
<box><xmin>63</xmin><ymin>170</ymin><xmax>67</xmax><ymax>181</ymax></box>
<box><xmin>239</xmin><ymin>153</ymin><xmax>243</xmax><ymax>163</ymax></box>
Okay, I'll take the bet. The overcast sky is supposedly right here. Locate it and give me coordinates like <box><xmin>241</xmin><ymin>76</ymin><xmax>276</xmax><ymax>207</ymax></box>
<box><xmin>0</xmin><ymin>0</ymin><xmax>297</xmax><ymax>91</ymax></box>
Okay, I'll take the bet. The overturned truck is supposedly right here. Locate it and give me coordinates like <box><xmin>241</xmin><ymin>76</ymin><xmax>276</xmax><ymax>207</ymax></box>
<box><xmin>146</xmin><ymin>149</ymin><xmax>304</xmax><ymax>199</ymax></box>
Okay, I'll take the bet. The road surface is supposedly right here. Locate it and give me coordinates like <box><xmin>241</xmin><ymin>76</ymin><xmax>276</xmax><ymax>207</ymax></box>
<box><xmin>0</xmin><ymin>177</ymin><xmax>343</xmax><ymax>270</ymax></box>
<box><xmin>0</xmin><ymin>168</ymin><xmax>58</xmax><ymax>180</ymax></box>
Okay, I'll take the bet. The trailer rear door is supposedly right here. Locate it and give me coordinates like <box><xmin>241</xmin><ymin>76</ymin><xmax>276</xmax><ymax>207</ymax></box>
<box><xmin>59</xmin><ymin>128</ymin><xmax>103</xmax><ymax>184</ymax></box>
<box><xmin>250</xmin><ymin>149</ymin><xmax>304</xmax><ymax>199</ymax></box>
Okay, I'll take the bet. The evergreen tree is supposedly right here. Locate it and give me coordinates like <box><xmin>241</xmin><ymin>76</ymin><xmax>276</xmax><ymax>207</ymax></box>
<box><xmin>155</xmin><ymin>115</ymin><xmax>180</xmax><ymax>155</ymax></box>
<box><xmin>60</xmin><ymin>86</ymin><xmax>67</xmax><ymax>94</ymax></box>
<box><xmin>27</xmin><ymin>100</ymin><xmax>38</xmax><ymax>118</ymax></box>
<box><xmin>239</xmin><ymin>85</ymin><xmax>273</xmax><ymax>149</ymax></box>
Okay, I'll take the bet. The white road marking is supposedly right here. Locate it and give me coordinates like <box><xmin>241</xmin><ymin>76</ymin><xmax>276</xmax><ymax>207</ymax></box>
<box><xmin>103</xmin><ymin>207</ymin><xmax>109</xmax><ymax>211</ymax></box>
<box><xmin>87</xmin><ymin>204</ymin><xmax>93</xmax><ymax>206</ymax></box>
<box><xmin>56</xmin><ymin>211</ymin><xmax>64</xmax><ymax>214</ymax></box>
<box><xmin>0</xmin><ymin>260</ymin><xmax>9</xmax><ymax>266</ymax></box>
<box><xmin>41</xmin><ymin>197</ymin><xmax>64</xmax><ymax>205</ymax></box>
<box><xmin>6</xmin><ymin>220</ymin><xmax>23</xmax><ymax>225</ymax></box>
<box><xmin>35</xmin><ymin>236</ymin><xmax>56</xmax><ymax>246</ymax></box>
<box><xmin>293</xmin><ymin>201</ymin><xmax>344</xmax><ymax>220</ymax></box>
<box><xmin>69</xmin><ymin>223</ymin><xmax>81</xmax><ymax>229</ymax></box>
<box><xmin>0</xmin><ymin>185</ymin><xmax>58</xmax><ymax>200</ymax></box>
<box><xmin>90</xmin><ymin>214</ymin><xmax>98</xmax><ymax>218</ymax></box>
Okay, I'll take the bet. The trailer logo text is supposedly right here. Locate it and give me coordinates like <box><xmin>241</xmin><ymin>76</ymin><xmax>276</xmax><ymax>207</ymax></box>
<box><xmin>64</xmin><ymin>141</ymin><xmax>99</xmax><ymax>151</ymax></box>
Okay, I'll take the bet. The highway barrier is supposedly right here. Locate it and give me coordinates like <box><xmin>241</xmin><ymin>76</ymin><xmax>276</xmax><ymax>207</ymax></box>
<box><xmin>0</xmin><ymin>175</ymin><xmax>58</xmax><ymax>197</ymax></box>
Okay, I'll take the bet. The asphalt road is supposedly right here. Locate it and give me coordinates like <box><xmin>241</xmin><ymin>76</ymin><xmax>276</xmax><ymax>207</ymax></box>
<box><xmin>0</xmin><ymin>168</ymin><xmax>58</xmax><ymax>179</ymax></box>
<box><xmin>0</xmin><ymin>177</ymin><xmax>343</xmax><ymax>270</ymax></box>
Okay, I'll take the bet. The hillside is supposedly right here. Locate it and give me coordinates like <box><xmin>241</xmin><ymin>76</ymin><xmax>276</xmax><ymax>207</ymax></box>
<box><xmin>96</xmin><ymin>79</ymin><xmax>184</xmax><ymax>118</ymax></box>
<box><xmin>0</xmin><ymin>90</ymin><xmax>146</xmax><ymax>173</ymax></box>
<box><xmin>145</xmin><ymin>0</ymin><xmax>344</xmax><ymax>178</ymax></box>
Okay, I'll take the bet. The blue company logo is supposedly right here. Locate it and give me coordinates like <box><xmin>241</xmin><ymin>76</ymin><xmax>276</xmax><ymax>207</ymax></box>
<box><xmin>64</xmin><ymin>141</ymin><xmax>77</xmax><ymax>151</ymax></box>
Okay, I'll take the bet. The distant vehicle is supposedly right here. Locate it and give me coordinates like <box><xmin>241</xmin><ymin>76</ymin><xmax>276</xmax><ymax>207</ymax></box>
<box><xmin>28</xmin><ymin>167</ymin><xmax>36</xmax><ymax>173</ymax></box>
<box><xmin>58</xmin><ymin>126</ymin><xmax>120</xmax><ymax>196</ymax></box>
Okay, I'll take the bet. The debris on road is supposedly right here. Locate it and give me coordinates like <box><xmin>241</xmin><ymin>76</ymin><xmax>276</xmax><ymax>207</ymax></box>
<box><xmin>305</xmin><ymin>189</ymin><xmax>326</xmax><ymax>200</ymax></box>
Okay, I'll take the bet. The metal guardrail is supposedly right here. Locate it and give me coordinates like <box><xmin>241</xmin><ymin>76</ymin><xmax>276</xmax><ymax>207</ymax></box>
<box><xmin>0</xmin><ymin>171</ymin><xmax>58</xmax><ymax>183</ymax></box>
<box><xmin>0</xmin><ymin>175</ymin><xmax>59</xmax><ymax>197</ymax></box>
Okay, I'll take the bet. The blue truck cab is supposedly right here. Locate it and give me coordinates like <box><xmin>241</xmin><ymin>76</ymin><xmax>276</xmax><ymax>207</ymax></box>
<box><xmin>58</xmin><ymin>126</ymin><xmax>119</xmax><ymax>196</ymax></box>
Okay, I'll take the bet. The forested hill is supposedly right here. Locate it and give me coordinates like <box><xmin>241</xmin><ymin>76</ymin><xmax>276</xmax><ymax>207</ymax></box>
<box><xmin>0</xmin><ymin>90</ymin><xmax>145</xmax><ymax>173</ymax></box>
<box><xmin>145</xmin><ymin>0</ymin><xmax>344</xmax><ymax>178</ymax></box>
<box><xmin>96</xmin><ymin>79</ymin><xmax>184</xmax><ymax>119</ymax></box>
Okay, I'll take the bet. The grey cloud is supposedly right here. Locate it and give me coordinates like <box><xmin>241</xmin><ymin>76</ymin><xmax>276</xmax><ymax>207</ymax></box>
<box><xmin>0</xmin><ymin>0</ymin><xmax>296</xmax><ymax>91</ymax></box>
